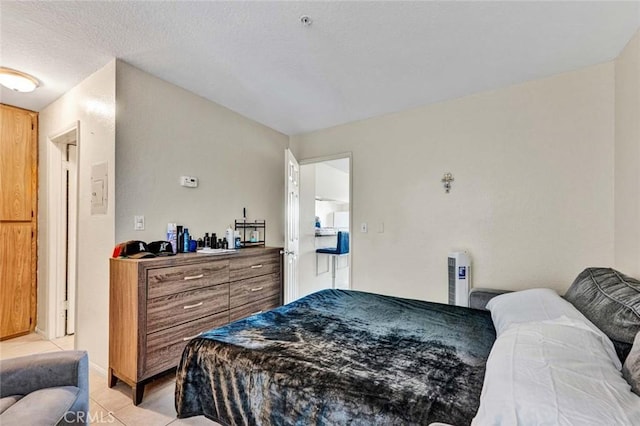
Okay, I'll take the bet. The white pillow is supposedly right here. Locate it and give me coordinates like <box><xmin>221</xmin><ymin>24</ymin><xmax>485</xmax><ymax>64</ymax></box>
<box><xmin>486</xmin><ymin>288</ymin><xmax>620</xmax><ymax>367</ymax></box>
<box><xmin>486</xmin><ymin>288</ymin><xmax>582</xmax><ymax>336</ymax></box>
<box><xmin>473</xmin><ymin>320</ymin><xmax>640</xmax><ymax>425</ymax></box>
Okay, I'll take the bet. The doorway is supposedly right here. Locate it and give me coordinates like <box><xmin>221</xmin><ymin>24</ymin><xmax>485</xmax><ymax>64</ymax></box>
<box><xmin>48</xmin><ymin>124</ymin><xmax>79</xmax><ymax>339</ymax></box>
<box><xmin>298</xmin><ymin>154</ymin><xmax>352</xmax><ymax>298</ymax></box>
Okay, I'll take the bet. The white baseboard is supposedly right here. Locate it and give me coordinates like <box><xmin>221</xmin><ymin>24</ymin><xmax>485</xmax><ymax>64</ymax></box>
<box><xmin>89</xmin><ymin>361</ymin><xmax>107</xmax><ymax>376</ymax></box>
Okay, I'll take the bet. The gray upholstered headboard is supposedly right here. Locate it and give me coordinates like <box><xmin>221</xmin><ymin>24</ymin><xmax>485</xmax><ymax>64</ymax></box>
<box><xmin>469</xmin><ymin>287</ymin><xmax>512</xmax><ymax>311</ymax></box>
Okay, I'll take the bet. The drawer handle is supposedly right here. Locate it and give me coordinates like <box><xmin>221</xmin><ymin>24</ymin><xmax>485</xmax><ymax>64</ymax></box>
<box><xmin>250</xmin><ymin>287</ymin><xmax>264</xmax><ymax>292</ymax></box>
<box><xmin>250</xmin><ymin>310</ymin><xmax>263</xmax><ymax>316</ymax></box>
<box><xmin>183</xmin><ymin>302</ymin><xmax>203</xmax><ymax>310</ymax></box>
<box><xmin>183</xmin><ymin>274</ymin><xmax>204</xmax><ymax>281</ymax></box>
<box><xmin>182</xmin><ymin>332</ymin><xmax>203</xmax><ymax>341</ymax></box>
<box><xmin>250</xmin><ymin>264</ymin><xmax>263</xmax><ymax>269</ymax></box>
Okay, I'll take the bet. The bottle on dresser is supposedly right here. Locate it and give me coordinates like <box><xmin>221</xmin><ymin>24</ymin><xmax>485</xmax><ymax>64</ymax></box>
<box><xmin>167</xmin><ymin>223</ymin><xmax>178</xmax><ymax>254</ymax></box>
<box><xmin>183</xmin><ymin>228</ymin><xmax>190</xmax><ymax>253</ymax></box>
<box><xmin>225</xmin><ymin>226</ymin><xmax>234</xmax><ymax>250</ymax></box>
<box><xmin>176</xmin><ymin>225</ymin><xmax>184</xmax><ymax>253</ymax></box>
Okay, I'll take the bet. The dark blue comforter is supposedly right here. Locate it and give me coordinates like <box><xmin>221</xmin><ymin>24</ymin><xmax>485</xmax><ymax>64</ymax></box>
<box><xmin>175</xmin><ymin>289</ymin><xmax>495</xmax><ymax>425</ymax></box>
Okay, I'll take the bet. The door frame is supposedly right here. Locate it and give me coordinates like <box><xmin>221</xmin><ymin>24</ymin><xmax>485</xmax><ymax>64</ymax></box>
<box><xmin>46</xmin><ymin>121</ymin><xmax>80</xmax><ymax>339</ymax></box>
<box><xmin>298</xmin><ymin>152</ymin><xmax>353</xmax><ymax>291</ymax></box>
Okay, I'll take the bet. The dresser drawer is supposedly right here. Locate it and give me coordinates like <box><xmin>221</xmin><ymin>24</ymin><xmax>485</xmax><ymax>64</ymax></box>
<box><xmin>229</xmin><ymin>294</ymin><xmax>280</xmax><ymax>323</ymax></box>
<box><xmin>229</xmin><ymin>253</ymin><xmax>279</xmax><ymax>282</ymax></box>
<box><xmin>229</xmin><ymin>273</ymin><xmax>280</xmax><ymax>309</ymax></box>
<box><xmin>147</xmin><ymin>283</ymin><xmax>229</xmax><ymax>334</ymax></box>
<box><xmin>147</xmin><ymin>261</ymin><xmax>229</xmax><ymax>299</ymax></box>
<box><xmin>145</xmin><ymin>311</ymin><xmax>228</xmax><ymax>378</ymax></box>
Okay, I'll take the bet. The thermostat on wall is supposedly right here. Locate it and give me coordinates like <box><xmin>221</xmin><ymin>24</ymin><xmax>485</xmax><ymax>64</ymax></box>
<box><xmin>180</xmin><ymin>176</ymin><xmax>198</xmax><ymax>188</ymax></box>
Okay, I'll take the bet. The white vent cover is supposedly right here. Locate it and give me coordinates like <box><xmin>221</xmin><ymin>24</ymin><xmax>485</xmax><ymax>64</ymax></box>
<box><xmin>448</xmin><ymin>251</ymin><xmax>471</xmax><ymax>307</ymax></box>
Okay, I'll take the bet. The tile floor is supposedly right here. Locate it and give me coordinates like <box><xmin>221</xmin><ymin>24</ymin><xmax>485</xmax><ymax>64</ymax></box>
<box><xmin>0</xmin><ymin>333</ymin><xmax>218</xmax><ymax>426</ymax></box>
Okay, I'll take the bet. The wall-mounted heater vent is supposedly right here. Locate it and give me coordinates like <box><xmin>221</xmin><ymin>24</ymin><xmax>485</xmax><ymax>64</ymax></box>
<box><xmin>448</xmin><ymin>251</ymin><xmax>471</xmax><ymax>307</ymax></box>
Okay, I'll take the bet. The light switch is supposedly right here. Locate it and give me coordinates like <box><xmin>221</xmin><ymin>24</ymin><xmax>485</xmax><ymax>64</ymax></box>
<box><xmin>91</xmin><ymin>180</ymin><xmax>104</xmax><ymax>205</ymax></box>
<box><xmin>360</xmin><ymin>222</ymin><xmax>368</xmax><ymax>233</ymax></box>
<box><xmin>377</xmin><ymin>222</ymin><xmax>384</xmax><ymax>233</ymax></box>
<box><xmin>134</xmin><ymin>215</ymin><xmax>145</xmax><ymax>231</ymax></box>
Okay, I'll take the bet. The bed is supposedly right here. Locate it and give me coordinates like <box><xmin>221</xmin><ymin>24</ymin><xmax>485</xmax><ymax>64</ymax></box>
<box><xmin>175</xmin><ymin>267</ymin><xmax>640</xmax><ymax>425</ymax></box>
<box><xmin>175</xmin><ymin>289</ymin><xmax>496</xmax><ymax>425</ymax></box>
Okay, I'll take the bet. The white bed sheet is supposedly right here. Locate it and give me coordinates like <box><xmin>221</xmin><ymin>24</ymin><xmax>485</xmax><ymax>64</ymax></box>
<box><xmin>473</xmin><ymin>318</ymin><xmax>640</xmax><ymax>425</ymax></box>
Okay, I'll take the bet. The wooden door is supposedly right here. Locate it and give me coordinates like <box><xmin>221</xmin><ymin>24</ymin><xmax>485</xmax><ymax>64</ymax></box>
<box><xmin>0</xmin><ymin>223</ymin><xmax>33</xmax><ymax>336</ymax></box>
<box><xmin>0</xmin><ymin>104</ymin><xmax>37</xmax><ymax>340</ymax></box>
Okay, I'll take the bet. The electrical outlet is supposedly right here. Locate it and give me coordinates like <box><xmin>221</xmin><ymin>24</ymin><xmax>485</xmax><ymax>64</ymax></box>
<box><xmin>360</xmin><ymin>222</ymin><xmax>368</xmax><ymax>233</ymax></box>
<box><xmin>134</xmin><ymin>215</ymin><xmax>145</xmax><ymax>230</ymax></box>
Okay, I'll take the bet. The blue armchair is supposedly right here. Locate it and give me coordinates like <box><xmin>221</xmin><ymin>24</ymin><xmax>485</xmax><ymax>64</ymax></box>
<box><xmin>0</xmin><ymin>350</ymin><xmax>89</xmax><ymax>425</ymax></box>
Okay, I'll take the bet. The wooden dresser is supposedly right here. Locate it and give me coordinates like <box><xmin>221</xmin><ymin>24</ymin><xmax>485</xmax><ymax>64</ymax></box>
<box><xmin>109</xmin><ymin>247</ymin><xmax>282</xmax><ymax>404</ymax></box>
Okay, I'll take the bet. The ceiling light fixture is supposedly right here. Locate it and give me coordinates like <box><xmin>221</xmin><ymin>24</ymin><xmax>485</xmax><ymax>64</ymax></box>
<box><xmin>0</xmin><ymin>67</ymin><xmax>40</xmax><ymax>92</ymax></box>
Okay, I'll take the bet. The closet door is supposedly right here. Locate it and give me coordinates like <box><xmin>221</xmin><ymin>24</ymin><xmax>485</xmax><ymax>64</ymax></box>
<box><xmin>0</xmin><ymin>104</ymin><xmax>37</xmax><ymax>340</ymax></box>
<box><xmin>0</xmin><ymin>223</ymin><xmax>33</xmax><ymax>336</ymax></box>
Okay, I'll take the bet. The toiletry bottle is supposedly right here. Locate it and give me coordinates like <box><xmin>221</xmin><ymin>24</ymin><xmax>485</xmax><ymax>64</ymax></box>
<box><xmin>235</xmin><ymin>236</ymin><xmax>241</xmax><ymax>249</ymax></box>
<box><xmin>167</xmin><ymin>223</ymin><xmax>177</xmax><ymax>254</ymax></box>
<box><xmin>183</xmin><ymin>228</ymin><xmax>190</xmax><ymax>253</ymax></box>
<box><xmin>225</xmin><ymin>225</ymin><xmax>234</xmax><ymax>250</ymax></box>
<box><xmin>177</xmin><ymin>225</ymin><xmax>184</xmax><ymax>253</ymax></box>
<box><xmin>204</xmin><ymin>233</ymin><xmax>210</xmax><ymax>248</ymax></box>
<box><xmin>212</xmin><ymin>233</ymin><xmax>217</xmax><ymax>249</ymax></box>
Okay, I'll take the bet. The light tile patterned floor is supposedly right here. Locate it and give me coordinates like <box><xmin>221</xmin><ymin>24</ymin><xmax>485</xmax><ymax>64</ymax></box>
<box><xmin>0</xmin><ymin>333</ymin><xmax>218</xmax><ymax>426</ymax></box>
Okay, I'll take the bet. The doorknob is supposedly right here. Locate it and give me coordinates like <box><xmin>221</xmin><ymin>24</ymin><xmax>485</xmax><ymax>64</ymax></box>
<box><xmin>281</xmin><ymin>250</ymin><xmax>295</xmax><ymax>256</ymax></box>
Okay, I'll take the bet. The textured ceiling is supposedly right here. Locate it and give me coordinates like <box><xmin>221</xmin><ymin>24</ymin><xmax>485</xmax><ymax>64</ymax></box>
<box><xmin>1</xmin><ymin>1</ymin><xmax>638</xmax><ymax>135</ymax></box>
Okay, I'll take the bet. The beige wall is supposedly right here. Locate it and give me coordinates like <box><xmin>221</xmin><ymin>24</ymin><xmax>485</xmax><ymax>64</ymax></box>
<box><xmin>38</xmin><ymin>61</ymin><xmax>116</xmax><ymax>370</ymax></box>
<box><xmin>115</xmin><ymin>61</ymin><xmax>289</xmax><ymax>246</ymax></box>
<box><xmin>291</xmin><ymin>63</ymin><xmax>616</xmax><ymax>303</ymax></box>
<box><xmin>615</xmin><ymin>30</ymin><xmax>640</xmax><ymax>277</ymax></box>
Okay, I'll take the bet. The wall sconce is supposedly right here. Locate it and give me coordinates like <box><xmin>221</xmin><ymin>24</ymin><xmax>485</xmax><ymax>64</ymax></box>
<box><xmin>441</xmin><ymin>173</ymin><xmax>454</xmax><ymax>193</ymax></box>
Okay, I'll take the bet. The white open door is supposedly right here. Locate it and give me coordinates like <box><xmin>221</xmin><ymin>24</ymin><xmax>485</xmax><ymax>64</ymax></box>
<box><xmin>284</xmin><ymin>149</ymin><xmax>299</xmax><ymax>303</ymax></box>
